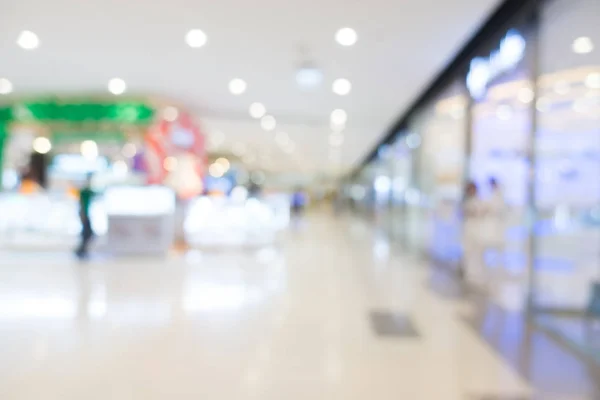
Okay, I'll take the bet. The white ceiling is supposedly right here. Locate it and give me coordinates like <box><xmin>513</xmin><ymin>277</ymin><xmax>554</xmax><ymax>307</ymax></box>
<box><xmin>0</xmin><ymin>0</ymin><xmax>502</xmax><ymax>176</ymax></box>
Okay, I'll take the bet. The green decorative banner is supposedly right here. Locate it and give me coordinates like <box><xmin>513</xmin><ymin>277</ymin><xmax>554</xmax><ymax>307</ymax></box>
<box><xmin>0</xmin><ymin>100</ymin><xmax>155</xmax><ymax>124</ymax></box>
<box><xmin>51</xmin><ymin>131</ymin><xmax>126</xmax><ymax>145</ymax></box>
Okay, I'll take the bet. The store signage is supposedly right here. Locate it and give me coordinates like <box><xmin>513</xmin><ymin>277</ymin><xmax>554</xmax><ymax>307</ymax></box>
<box><xmin>466</xmin><ymin>29</ymin><xmax>526</xmax><ymax>99</ymax></box>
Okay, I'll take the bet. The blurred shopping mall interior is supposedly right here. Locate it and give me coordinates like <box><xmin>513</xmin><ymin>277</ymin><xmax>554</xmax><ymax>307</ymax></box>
<box><xmin>0</xmin><ymin>0</ymin><xmax>599</xmax><ymax>398</ymax></box>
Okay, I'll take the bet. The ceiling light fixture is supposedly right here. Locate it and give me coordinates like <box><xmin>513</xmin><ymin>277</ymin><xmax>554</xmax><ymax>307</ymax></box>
<box><xmin>585</xmin><ymin>72</ymin><xmax>600</xmax><ymax>89</ymax></box>
<box><xmin>249</xmin><ymin>102</ymin><xmax>266</xmax><ymax>119</ymax></box>
<box><xmin>261</xmin><ymin>115</ymin><xmax>276</xmax><ymax>131</ymax></box>
<box><xmin>0</xmin><ymin>78</ymin><xmax>13</xmax><ymax>95</ymax></box>
<box><xmin>330</xmin><ymin>109</ymin><xmax>348</xmax><ymax>126</ymax></box>
<box><xmin>335</xmin><ymin>28</ymin><xmax>358</xmax><ymax>47</ymax></box>
<box><xmin>332</xmin><ymin>78</ymin><xmax>352</xmax><ymax>96</ymax></box>
<box><xmin>295</xmin><ymin>62</ymin><xmax>323</xmax><ymax>89</ymax></box>
<box><xmin>229</xmin><ymin>78</ymin><xmax>247</xmax><ymax>95</ymax></box>
<box><xmin>185</xmin><ymin>29</ymin><xmax>208</xmax><ymax>48</ymax></box>
<box><xmin>17</xmin><ymin>30</ymin><xmax>40</xmax><ymax>50</ymax></box>
<box><xmin>572</xmin><ymin>37</ymin><xmax>594</xmax><ymax>54</ymax></box>
<box><xmin>32</xmin><ymin>137</ymin><xmax>52</xmax><ymax>154</ymax></box>
<box><xmin>108</xmin><ymin>78</ymin><xmax>127</xmax><ymax>95</ymax></box>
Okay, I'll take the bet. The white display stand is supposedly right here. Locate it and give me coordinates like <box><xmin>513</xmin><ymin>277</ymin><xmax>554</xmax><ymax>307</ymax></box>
<box><xmin>184</xmin><ymin>195</ymin><xmax>290</xmax><ymax>248</ymax></box>
<box><xmin>104</xmin><ymin>186</ymin><xmax>176</xmax><ymax>256</ymax></box>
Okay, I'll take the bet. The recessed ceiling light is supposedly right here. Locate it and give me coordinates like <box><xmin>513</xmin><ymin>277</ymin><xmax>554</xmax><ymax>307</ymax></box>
<box><xmin>185</xmin><ymin>29</ymin><xmax>207</xmax><ymax>48</ymax></box>
<box><xmin>518</xmin><ymin>87</ymin><xmax>535</xmax><ymax>103</ymax></box>
<box><xmin>330</xmin><ymin>109</ymin><xmax>347</xmax><ymax>126</ymax></box>
<box><xmin>296</xmin><ymin>64</ymin><xmax>323</xmax><ymax>89</ymax></box>
<box><xmin>108</xmin><ymin>78</ymin><xmax>126</xmax><ymax>95</ymax></box>
<box><xmin>585</xmin><ymin>72</ymin><xmax>600</xmax><ymax>89</ymax></box>
<box><xmin>32</xmin><ymin>137</ymin><xmax>52</xmax><ymax>154</ymax></box>
<box><xmin>229</xmin><ymin>78</ymin><xmax>247</xmax><ymax>95</ymax></box>
<box><xmin>572</xmin><ymin>36</ymin><xmax>594</xmax><ymax>54</ymax></box>
<box><xmin>249</xmin><ymin>102</ymin><xmax>266</xmax><ymax>119</ymax></box>
<box><xmin>122</xmin><ymin>143</ymin><xmax>137</xmax><ymax>158</ymax></box>
<box><xmin>0</xmin><ymin>78</ymin><xmax>13</xmax><ymax>95</ymax></box>
<box><xmin>335</xmin><ymin>27</ymin><xmax>358</xmax><ymax>47</ymax></box>
<box><xmin>163</xmin><ymin>106</ymin><xmax>179</xmax><ymax>122</ymax></box>
<box><xmin>17</xmin><ymin>30</ymin><xmax>40</xmax><ymax>50</ymax></box>
<box><xmin>261</xmin><ymin>115</ymin><xmax>276</xmax><ymax>131</ymax></box>
<box><xmin>332</xmin><ymin>78</ymin><xmax>352</xmax><ymax>96</ymax></box>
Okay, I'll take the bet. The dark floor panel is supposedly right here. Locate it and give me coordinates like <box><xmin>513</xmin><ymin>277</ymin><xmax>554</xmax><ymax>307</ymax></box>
<box><xmin>369</xmin><ymin>311</ymin><xmax>420</xmax><ymax>338</ymax></box>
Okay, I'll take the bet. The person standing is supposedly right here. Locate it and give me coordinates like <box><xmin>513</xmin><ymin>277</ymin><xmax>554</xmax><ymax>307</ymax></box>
<box><xmin>75</xmin><ymin>174</ymin><xmax>95</xmax><ymax>259</ymax></box>
<box><xmin>462</xmin><ymin>181</ymin><xmax>486</xmax><ymax>287</ymax></box>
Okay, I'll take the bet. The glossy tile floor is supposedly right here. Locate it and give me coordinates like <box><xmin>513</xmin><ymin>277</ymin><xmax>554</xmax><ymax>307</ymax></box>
<box><xmin>0</xmin><ymin>214</ymin><xmax>596</xmax><ymax>399</ymax></box>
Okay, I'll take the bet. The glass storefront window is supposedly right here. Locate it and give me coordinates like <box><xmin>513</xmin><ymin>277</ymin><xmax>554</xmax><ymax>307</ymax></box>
<box><xmin>403</xmin><ymin>82</ymin><xmax>468</xmax><ymax>260</ymax></box>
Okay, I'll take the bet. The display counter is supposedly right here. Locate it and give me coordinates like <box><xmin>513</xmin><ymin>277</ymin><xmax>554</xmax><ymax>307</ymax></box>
<box><xmin>104</xmin><ymin>186</ymin><xmax>176</xmax><ymax>256</ymax></box>
<box><xmin>0</xmin><ymin>192</ymin><xmax>107</xmax><ymax>250</ymax></box>
<box><xmin>184</xmin><ymin>195</ymin><xmax>290</xmax><ymax>248</ymax></box>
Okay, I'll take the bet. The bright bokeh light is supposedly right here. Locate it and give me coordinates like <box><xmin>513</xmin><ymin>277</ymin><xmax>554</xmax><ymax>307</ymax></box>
<box><xmin>32</xmin><ymin>137</ymin><xmax>52</xmax><ymax>154</ymax></box>
<box><xmin>330</xmin><ymin>109</ymin><xmax>347</xmax><ymax>126</ymax></box>
<box><xmin>112</xmin><ymin>160</ymin><xmax>128</xmax><ymax>177</ymax></box>
<box><xmin>122</xmin><ymin>143</ymin><xmax>137</xmax><ymax>158</ymax></box>
<box><xmin>80</xmin><ymin>140</ymin><xmax>98</xmax><ymax>160</ymax></box>
<box><xmin>209</xmin><ymin>162</ymin><xmax>225</xmax><ymax>178</ymax></box>
<box><xmin>0</xmin><ymin>78</ymin><xmax>13</xmax><ymax>95</ymax></box>
<box><xmin>163</xmin><ymin>106</ymin><xmax>179</xmax><ymax>122</ymax></box>
<box><xmin>518</xmin><ymin>87</ymin><xmax>534</xmax><ymax>103</ymax></box>
<box><xmin>185</xmin><ymin>29</ymin><xmax>208</xmax><ymax>48</ymax></box>
<box><xmin>296</xmin><ymin>66</ymin><xmax>323</xmax><ymax>88</ymax></box>
<box><xmin>215</xmin><ymin>157</ymin><xmax>230</xmax><ymax>172</ymax></box>
<box><xmin>261</xmin><ymin>115</ymin><xmax>276</xmax><ymax>131</ymax></box>
<box><xmin>163</xmin><ymin>156</ymin><xmax>178</xmax><ymax>172</ymax></box>
<box><xmin>249</xmin><ymin>102</ymin><xmax>266</xmax><ymax>119</ymax></box>
<box><xmin>17</xmin><ymin>30</ymin><xmax>40</xmax><ymax>50</ymax></box>
<box><xmin>108</xmin><ymin>78</ymin><xmax>126</xmax><ymax>95</ymax></box>
<box><xmin>332</xmin><ymin>78</ymin><xmax>352</xmax><ymax>96</ymax></box>
<box><xmin>572</xmin><ymin>36</ymin><xmax>594</xmax><ymax>54</ymax></box>
<box><xmin>229</xmin><ymin>78</ymin><xmax>247</xmax><ymax>95</ymax></box>
<box><xmin>585</xmin><ymin>72</ymin><xmax>600</xmax><ymax>89</ymax></box>
<box><xmin>335</xmin><ymin>27</ymin><xmax>358</xmax><ymax>47</ymax></box>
